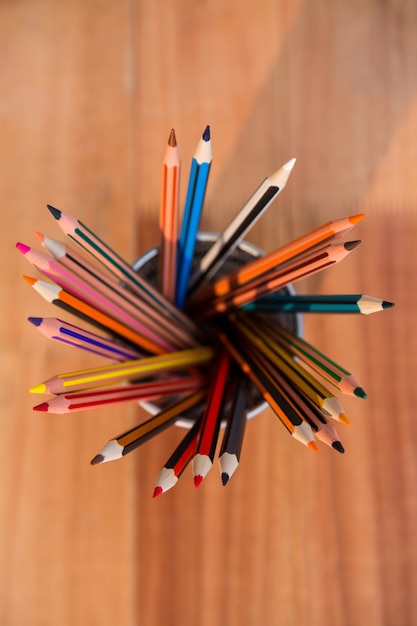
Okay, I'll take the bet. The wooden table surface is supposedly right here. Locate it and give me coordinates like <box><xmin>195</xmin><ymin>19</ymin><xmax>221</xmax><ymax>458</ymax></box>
<box><xmin>1</xmin><ymin>2</ymin><xmax>416</xmax><ymax>625</ymax></box>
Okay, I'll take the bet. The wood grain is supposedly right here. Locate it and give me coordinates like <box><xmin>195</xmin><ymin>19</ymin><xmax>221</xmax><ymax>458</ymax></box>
<box><xmin>0</xmin><ymin>1</ymin><xmax>416</xmax><ymax>625</ymax></box>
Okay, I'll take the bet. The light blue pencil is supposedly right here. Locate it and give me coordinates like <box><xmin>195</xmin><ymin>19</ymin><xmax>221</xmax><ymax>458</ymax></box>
<box><xmin>175</xmin><ymin>125</ymin><xmax>212</xmax><ymax>309</ymax></box>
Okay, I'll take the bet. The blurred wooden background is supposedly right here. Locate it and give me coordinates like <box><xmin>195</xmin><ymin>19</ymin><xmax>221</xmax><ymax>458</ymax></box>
<box><xmin>1</xmin><ymin>1</ymin><xmax>416</xmax><ymax>625</ymax></box>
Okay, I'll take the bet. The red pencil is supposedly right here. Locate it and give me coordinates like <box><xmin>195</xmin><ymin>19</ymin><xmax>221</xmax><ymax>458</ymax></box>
<box><xmin>192</xmin><ymin>349</ymin><xmax>231</xmax><ymax>487</ymax></box>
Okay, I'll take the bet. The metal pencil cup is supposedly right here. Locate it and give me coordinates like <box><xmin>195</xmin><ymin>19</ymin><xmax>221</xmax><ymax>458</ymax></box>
<box><xmin>133</xmin><ymin>233</ymin><xmax>303</xmax><ymax>427</ymax></box>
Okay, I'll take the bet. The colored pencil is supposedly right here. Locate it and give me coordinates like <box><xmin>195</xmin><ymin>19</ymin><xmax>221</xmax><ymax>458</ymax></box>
<box><xmin>23</xmin><ymin>275</ymin><xmax>165</xmax><ymax>355</ymax></box>
<box><xmin>249</xmin><ymin>347</ymin><xmax>345</xmax><ymax>452</ymax></box>
<box><xmin>29</xmin><ymin>345</ymin><xmax>214</xmax><ymax>395</ymax></box>
<box><xmin>231</xmin><ymin>314</ymin><xmax>348</xmax><ymax>423</ymax></box>
<box><xmin>241</xmin><ymin>293</ymin><xmax>394</xmax><ymax>314</ymax></box>
<box><xmin>255</xmin><ymin>313</ymin><xmax>367</xmax><ymax>398</ymax></box>
<box><xmin>18</xmin><ymin>242</ymin><xmax>173</xmax><ymax>353</ymax></box>
<box><xmin>217</xmin><ymin>327</ymin><xmax>318</xmax><ymax>450</ymax></box>
<box><xmin>192</xmin><ymin>213</ymin><xmax>364</xmax><ymax>304</ymax></box>
<box><xmin>218</xmin><ymin>373</ymin><xmax>248</xmax><ymax>485</ymax></box>
<box><xmin>159</xmin><ymin>129</ymin><xmax>180</xmax><ymax>301</ymax></box>
<box><xmin>90</xmin><ymin>391</ymin><xmax>206</xmax><ymax>465</ymax></box>
<box><xmin>46</xmin><ymin>204</ymin><xmax>202</xmax><ymax>339</ymax></box>
<box><xmin>34</xmin><ymin>232</ymin><xmax>195</xmax><ymax>350</ymax></box>
<box><xmin>33</xmin><ymin>375</ymin><xmax>205</xmax><ymax>414</ymax></box>
<box><xmin>28</xmin><ymin>316</ymin><xmax>143</xmax><ymax>362</ymax></box>
<box><xmin>176</xmin><ymin>125</ymin><xmax>212</xmax><ymax>309</ymax></box>
<box><xmin>187</xmin><ymin>157</ymin><xmax>296</xmax><ymax>296</ymax></box>
<box><xmin>153</xmin><ymin>416</ymin><xmax>203</xmax><ymax>497</ymax></box>
<box><xmin>192</xmin><ymin>349</ymin><xmax>231</xmax><ymax>486</ymax></box>
<box><xmin>196</xmin><ymin>241</ymin><xmax>361</xmax><ymax>317</ymax></box>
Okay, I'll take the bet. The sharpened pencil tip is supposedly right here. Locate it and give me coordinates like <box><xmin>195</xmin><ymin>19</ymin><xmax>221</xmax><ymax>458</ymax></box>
<box><xmin>194</xmin><ymin>474</ymin><xmax>203</xmax><ymax>488</ymax></box>
<box><xmin>332</xmin><ymin>441</ymin><xmax>345</xmax><ymax>454</ymax></box>
<box><xmin>90</xmin><ymin>454</ymin><xmax>105</xmax><ymax>466</ymax></box>
<box><xmin>349</xmin><ymin>213</ymin><xmax>365</xmax><ymax>225</ymax></box>
<box><xmin>202</xmin><ymin>125</ymin><xmax>210</xmax><ymax>141</ymax></box>
<box><xmin>307</xmin><ymin>440</ymin><xmax>319</xmax><ymax>452</ymax></box>
<box><xmin>152</xmin><ymin>486</ymin><xmax>163</xmax><ymax>498</ymax></box>
<box><xmin>28</xmin><ymin>316</ymin><xmax>42</xmax><ymax>327</ymax></box>
<box><xmin>339</xmin><ymin>413</ymin><xmax>351</xmax><ymax>426</ymax></box>
<box><xmin>16</xmin><ymin>242</ymin><xmax>30</xmax><ymax>254</ymax></box>
<box><xmin>382</xmin><ymin>300</ymin><xmax>395</xmax><ymax>309</ymax></box>
<box><xmin>29</xmin><ymin>383</ymin><xmax>47</xmax><ymax>394</ymax></box>
<box><xmin>168</xmin><ymin>128</ymin><xmax>177</xmax><ymax>147</ymax></box>
<box><xmin>354</xmin><ymin>387</ymin><xmax>368</xmax><ymax>399</ymax></box>
<box><xmin>344</xmin><ymin>240</ymin><xmax>361</xmax><ymax>251</ymax></box>
<box><xmin>283</xmin><ymin>157</ymin><xmax>296</xmax><ymax>171</ymax></box>
<box><xmin>33</xmin><ymin>402</ymin><xmax>49</xmax><ymax>412</ymax></box>
<box><xmin>32</xmin><ymin>231</ymin><xmax>44</xmax><ymax>242</ymax></box>
<box><xmin>23</xmin><ymin>275</ymin><xmax>36</xmax><ymax>286</ymax></box>
<box><xmin>47</xmin><ymin>205</ymin><xmax>61</xmax><ymax>220</ymax></box>
<box><xmin>221</xmin><ymin>472</ymin><xmax>229</xmax><ymax>486</ymax></box>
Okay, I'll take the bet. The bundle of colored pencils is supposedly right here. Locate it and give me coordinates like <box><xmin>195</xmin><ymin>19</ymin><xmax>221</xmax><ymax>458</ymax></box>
<box><xmin>19</xmin><ymin>126</ymin><xmax>394</xmax><ymax>497</ymax></box>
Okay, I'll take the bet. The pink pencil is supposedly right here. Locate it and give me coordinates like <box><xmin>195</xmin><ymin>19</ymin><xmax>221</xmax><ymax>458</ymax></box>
<box><xmin>17</xmin><ymin>242</ymin><xmax>172</xmax><ymax>353</ymax></box>
<box><xmin>34</xmin><ymin>232</ymin><xmax>196</xmax><ymax>350</ymax></box>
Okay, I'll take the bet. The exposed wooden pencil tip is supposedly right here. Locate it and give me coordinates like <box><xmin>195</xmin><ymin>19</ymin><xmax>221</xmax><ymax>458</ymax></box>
<box><xmin>23</xmin><ymin>275</ymin><xmax>36</xmax><ymax>286</ymax></box>
<box><xmin>202</xmin><ymin>125</ymin><xmax>210</xmax><ymax>141</ymax></box>
<box><xmin>349</xmin><ymin>213</ymin><xmax>365</xmax><ymax>224</ymax></box>
<box><xmin>168</xmin><ymin>128</ymin><xmax>177</xmax><ymax>147</ymax></box>
<box><xmin>90</xmin><ymin>454</ymin><xmax>105</xmax><ymax>466</ymax></box>
<box><xmin>152</xmin><ymin>486</ymin><xmax>163</xmax><ymax>498</ymax></box>
<box><xmin>47</xmin><ymin>205</ymin><xmax>61</xmax><ymax>219</ymax></box>
<box><xmin>344</xmin><ymin>240</ymin><xmax>361</xmax><ymax>251</ymax></box>
<box><xmin>332</xmin><ymin>441</ymin><xmax>345</xmax><ymax>454</ymax></box>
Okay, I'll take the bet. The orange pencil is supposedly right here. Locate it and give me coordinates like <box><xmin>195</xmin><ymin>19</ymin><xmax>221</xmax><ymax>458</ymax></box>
<box><xmin>190</xmin><ymin>214</ymin><xmax>364</xmax><ymax>305</ymax></box>
<box><xmin>159</xmin><ymin>129</ymin><xmax>181</xmax><ymax>301</ymax></box>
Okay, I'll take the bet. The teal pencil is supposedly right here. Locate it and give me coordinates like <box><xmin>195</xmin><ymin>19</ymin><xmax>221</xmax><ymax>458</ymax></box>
<box><xmin>241</xmin><ymin>293</ymin><xmax>394</xmax><ymax>314</ymax></box>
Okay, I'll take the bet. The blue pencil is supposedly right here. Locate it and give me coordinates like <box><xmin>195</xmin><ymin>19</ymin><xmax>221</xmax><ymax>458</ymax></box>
<box><xmin>175</xmin><ymin>125</ymin><xmax>212</xmax><ymax>309</ymax></box>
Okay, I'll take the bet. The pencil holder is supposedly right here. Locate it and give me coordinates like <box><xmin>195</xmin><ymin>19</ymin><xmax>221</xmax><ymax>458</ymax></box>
<box><xmin>133</xmin><ymin>232</ymin><xmax>303</xmax><ymax>427</ymax></box>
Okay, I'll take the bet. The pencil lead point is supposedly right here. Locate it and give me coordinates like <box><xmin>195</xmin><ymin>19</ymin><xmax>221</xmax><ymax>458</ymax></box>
<box><xmin>202</xmin><ymin>125</ymin><xmax>210</xmax><ymax>141</ymax></box>
<box><xmin>354</xmin><ymin>386</ymin><xmax>368</xmax><ymax>399</ymax></box>
<box><xmin>221</xmin><ymin>472</ymin><xmax>229</xmax><ymax>486</ymax></box>
<box><xmin>349</xmin><ymin>213</ymin><xmax>365</xmax><ymax>225</ymax></box>
<box><xmin>90</xmin><ymin>454</ymin><xmax>104</xmax><ymax>466</ymax></box>
<box><xmin>32</xmin><ymin>231</ymin><xmax>44</xmax><ymax>243</ymax></box>
<box><xmin>28</xmin><ymin>316</ymin><xmax>42</xmax><ymax>327</ymax></box>
<box><xmin>194</xmin><ymin>474</ymin><xmax>204</xmax><ymax>488</ymax></box>
<box><xmin>307</xmin><ymin>440</ymin><xmax>319</xmax><ymax>452</ymax></box>
<box><xmin>29</xmin><ymin>382</ymin><xmax>47</xmax><ymax>394</ymax></box>
<box><xmin>332</xmin><ymin>440</ymin><xmax>345</xmax><ymax>454</ymax></box>
<box><xmin>16</xmin><ymin>242</ymin><xmax>30</xmax><ymax>254</ymax></box>
<box><xmin>23</xmin><ymin>275</ymin><xmax>36</xmax><ymax>286</ymax></box>
<box><xmin>283</xmin><ymin>157</ymin><xmax>296</xmax><ymax>171</ymax></box>
<box><xmin>339</xmin><ymin>413</ymin><xmax>351</xmax><ymax>426</ymax></box>
<box><xmin>33</xmin><ymin>402</ymin><xmax>49</xmax><ymax>412</ymax></box>
<box><xmin>382</xmin><ymin>300</ymin><xmax>395</xmax><ymax>309</ymax></box>
<box><xmin>168</xmin><ymin>128</ymin><xmax>177</xmax><ymax>147</ymax></box>
<box><xmin>344</xmin><ymin>240</ymin><xmax>361</xmax><ymax>251</ymax></box>
<box><xmin>47</xmin><ymin>205</ymin><xmax>61</xmax><ymax>220</ymax></box>
<box><xmin>152</xmin><ymin>486</ymin><xmax>163</xmax><ymax>498</ymax></box>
